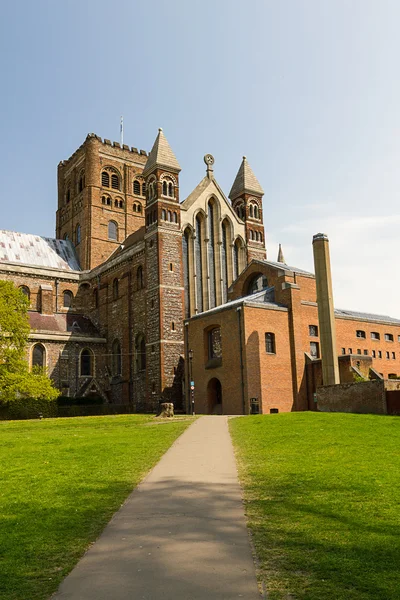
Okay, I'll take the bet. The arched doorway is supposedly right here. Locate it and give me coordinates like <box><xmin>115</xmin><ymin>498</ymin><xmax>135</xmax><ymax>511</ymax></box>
<box><xmin>207</xmin><ymin>378</ymin><xmax>222</xmax><ymax>414</ymax></box>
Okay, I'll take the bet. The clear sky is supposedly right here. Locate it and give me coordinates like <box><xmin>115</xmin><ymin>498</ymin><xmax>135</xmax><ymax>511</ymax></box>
<box><xmin>1</xmin><ymin>0</ymin><xmax>400</xmax><ymax>316</ymax></box>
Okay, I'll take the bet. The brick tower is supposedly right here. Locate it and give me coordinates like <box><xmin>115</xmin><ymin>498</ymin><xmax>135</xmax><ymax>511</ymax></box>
<box><xmin>143</xmin><ymin>129</ymin><xmax>185</xmax><ymax>410</ymax></box>
<box><xmin>229</xmin><ymin>156</ymin><xmax>266</xmax><ymax>262</ymax></box>
<box><xmin>56</xmin><ymin>134</ymin><xmax>148</xmax><ymax>270</ymax></box>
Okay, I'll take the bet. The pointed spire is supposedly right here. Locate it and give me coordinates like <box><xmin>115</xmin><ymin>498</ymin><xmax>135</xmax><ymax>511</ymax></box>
<box><xmin>229</xmin><ymin>156</ymin><xmax>264</xmax><ymax>201</ymax></box>
<box><xmin>277</xmin><ymin>243</ymin><xmax>286</xmax><ymax>264</ymax></box>
<box><xmin>143</xmin><ymin>128</ymin><xmax>181</xmax><ymax>176</ymax></box>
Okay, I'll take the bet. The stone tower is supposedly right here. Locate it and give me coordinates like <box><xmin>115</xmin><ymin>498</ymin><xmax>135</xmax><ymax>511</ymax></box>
<box><xmin>143</xmin><ymin>129</ymin><xmax>185</xmax><ymax>409</ymax></box>
<box><xmin>56</xmin><ymin>134</ymin><xmax>148</xmax><ymax>270</ymax></box>
<box><xmin>229</xmin><ymin>156</ymin><xmax>266</xmax><ymax>262</ymax></box>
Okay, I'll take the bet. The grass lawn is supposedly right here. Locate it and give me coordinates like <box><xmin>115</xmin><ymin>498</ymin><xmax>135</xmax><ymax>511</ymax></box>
<box><xmin>0</xmin><ymin>414</ymin><xmax>194</xmax><ymax>600</ymax></box>
<box><xmin>230</xmin><ymin>412</ymin><xmax>400</xmax><ymax>600</ymax></box>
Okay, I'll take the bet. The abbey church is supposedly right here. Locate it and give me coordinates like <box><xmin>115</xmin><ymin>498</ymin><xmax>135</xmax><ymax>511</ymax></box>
<box><xmin>1</xmin><ymin>129</ymin><xmax>400</xmax><ymax>414</ymax></box>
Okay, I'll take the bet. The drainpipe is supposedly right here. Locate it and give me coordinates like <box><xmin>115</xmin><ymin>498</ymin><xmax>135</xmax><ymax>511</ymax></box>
<box><xmin>236</xmin><ymin>305</ymin><xmax>246</xmax><ymax>414</ymax></box>
<box><xmin>128</xmin><ymin>269</ymin><xmax>133</xmax><ymax>405</ymax></box>
<box><xmin>55</xmin><ymin>278</ymin><xmax>59</xmax><ymax>313</ymax></box>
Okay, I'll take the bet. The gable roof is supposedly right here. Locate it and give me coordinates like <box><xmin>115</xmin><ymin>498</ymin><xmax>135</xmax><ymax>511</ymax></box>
<box><xmin>0</xmin><ymin>230</ymin><xmax>80</xmax><ymax>271</ymax></box>
<box><xmin>229</xmin><ymin>156</ymin><xmax>264</xmax><ymax>200</ymax></box>
<box><xmin>143</xmin><ymin>128</ymin><xmax>181</xmax><ymax>176</ymax></box>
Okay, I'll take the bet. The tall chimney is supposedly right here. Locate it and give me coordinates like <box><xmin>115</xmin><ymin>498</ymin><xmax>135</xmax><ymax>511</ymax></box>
<box><xmin>312</xmin><ymin>233</ymin><xmax>340</xmax><ymax>385</ymax></box>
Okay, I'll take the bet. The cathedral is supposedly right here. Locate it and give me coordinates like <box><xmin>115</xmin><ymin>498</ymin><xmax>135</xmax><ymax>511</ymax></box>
<box><xmin>1</xmin><ymin>129</ymin><xmax>400</xmax><ymax>414</ymax></box>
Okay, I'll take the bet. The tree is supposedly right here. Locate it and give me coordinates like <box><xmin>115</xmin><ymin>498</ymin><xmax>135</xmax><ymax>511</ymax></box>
<box><xmin>0</xmin><ymin>280</ymin><xmax>59</xmax><ymax>404</ymax></box>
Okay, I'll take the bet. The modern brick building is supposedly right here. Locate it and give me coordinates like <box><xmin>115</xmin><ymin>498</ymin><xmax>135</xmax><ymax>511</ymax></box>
<box><xmin>1</xmin><ymin>129</ymin><xmax>400</xmax><ymax>413</ymax></box>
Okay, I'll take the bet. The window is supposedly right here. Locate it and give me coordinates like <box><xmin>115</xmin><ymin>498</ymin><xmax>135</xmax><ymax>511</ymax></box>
<box><xmin>133</xmin><ymin>180</ymin><xmax>141</xmax><ymax>195</ymax></box>
<box><xmin>208</xmin><ymin>327</ymin><xmax>222</xmax><ymax>359</ymax></box>
<box><xmin>372</xmin><ymin>350</ymin><xmax>376</xmax><ymax>358</ymax></box>
<box><xmin>171</xmin><ymin>322</ymin><xmax>175</xmax><ymax>331</ymax></box>
<box><xmin>168</xmin><ymin>182</ymin><xmax>173</xmax><ymax>197</ymax></box>
<box><xmin>78</xmin><ymin>172</ymin><xmax>85</xmax><ymax>192</ymax></box>
<box><xmin>32</xmin><ymin>344</ymin><xmax>45</xmax><ymax>369</ymax></box>
<box><xmin>66</xmin><ymin>189</ymin><xmax>71</xmax><ymax>204</ymax></box>
<box><xmin>111</xmin><ymin>174</ymin><xmax>119</xmax><ymax>190</ymax></box>
<box><xmin>80</xmin><ymin>349</ymin><xmax>93</xmax><ymax>376</ymax></box>
<box><xmin>161</xmin><ymin>209</ymin><xmax>167</xmax><ymax>220</ymax></box>
<box><xmin>108</xmin><ymin>220</ymin><xmax>118</xmax><ymax>240</ymax></box>
<box><xmin>386</xmin><ymin>351</ymin><xmax>390</xmax><ymax>359</ymax></box>
<box><xmin>342</xmin><ymin>347</ymin><xmax>346</xmax><ymax>354</ymax></box>
<box><xmin>348</xmin><ymin>348</ymin><xmax>352</xmax><ymax>354</ymax></box>
<box><xmin>75</xmin><ymin>224</ymin><xmax>81</xmax><ymax>245</ymax></box>
<box><xmin>142</xmin><ymin>182</ymin><xmax>146</xmax><ymax>196</ymax></box>
<box><xmin>93</xmin><ymin>288</ymin><xmax>99</xmax><ymax>308</ymax></box>
<box><xmin>249</xmin><ymin>204</ymin><xmax>254</xmax><ymax>218</ymax></box>
<box><xmin>112</xmin><ymin>278</ymin><xmax>119</xmax><ymax>300</ymax></box>
<box><xmin>162</xmin><ymin>181</ymin><xmax>167</xmax><ymax>195</ymax></box>
<box><xmin>114</xmin><ymin>198</ymin><xmax>124</xmax><ymax>208</ymax></box>
<box><xmin>135</xmin><ymin>335</ymin><xmax>146</xmax><ymax>371</ymax></box>
<box><xmin>357</xmin><ymin>349</ymin><xmax>362</xmax><ymax>355</ymax></box>
<box><xmin>254</xmin><ymin>205</ymin><xmax>259</xmax><ymax>219</ymax></box>
<box><xmin>169</xmin><ymin>262</ymin><xmax>174</xmax><ymax>271</ymax></box>
<box><xmin>19</xmin><ymin>285</ymin><xmax>30</xmax><ymax>301</ymax></box>
<box><xmin>378</xmin><ymin>351</ymin><xmax>382</xmax><ymax>359</ymax></box>
<box><xmin>102</xmin><ymin>195</ymin><xmax>111</xmax><ymax>206</ymax></box>
<box><xmin>392</xmin><ymin>352</ymin><xmax>396</xmax><ymax>359</ymax></box>
<box><xmin>364</xmin><ymin>349</ymin><xmax>368</xmax><ymax>355</ymax></box>
<box><xmin>371</xmin><ymin>332</ymin><xmax>380</xmax><ymax>340</ymax></box>
<box><xmin>247</xmin><ymin>274</ymin><xmax>268</xmax><ymax>295</ymax></box>
<box><xmin>133</xmin><ymin>202</ymin><xmax>142</xmax><ymax>213</ymax></box>
<box><xmin>63</xmin><ymin>290</ymin><xmax>73</xmax><ymax>308</ymax></box>
<box><xmin>265</xmin><ymin>332</ymin><xmax>276</xmax><ymax>354</ymax></box>
<box><xmin>385</xmin><ymin>333</ymin><xmax>394</xmax><ymax>342</ymax></box>
<box><xmin>112</xmin><ymin>340</ymin><xmax>122</xmax><ymax>376</ymax></box>
<box><xmin>310</xmin><ymin>341</ymin><xmax>320</xmax><ymax>358</ymax></box>
<box><xmin>309</xmin><ymin>325</ymin><xmax>318</xmax><ymax>337</ymax></box>
<box><xmin>137</xmin><ymin>265</ymin><xmax>143</xmax><ymax>290</ymax></box>
<box><xmin>356</xmin><ymin>330</ymin><xmax>366</xmax><ymax>338</ymax></box>
<box><xmin>398</xmin><ymin>335</ymin><xmax>400</xmax><ymax>342</ymax></box>
<box><xmin>172</xmin><ymin>212</ymin><xmax>178</xmax><ymax>223</ymax></box>
<box><xmin>101</xmin><ymin>171</ymin><xmax>110</xmax><ymax>187</ymax></box>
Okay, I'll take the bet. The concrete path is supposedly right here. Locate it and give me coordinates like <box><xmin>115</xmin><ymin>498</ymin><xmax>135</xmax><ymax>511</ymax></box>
<box><xmin>53</xmin><ymin>416</ymin><xmax>261</xmax><ymax>600</ymax></box>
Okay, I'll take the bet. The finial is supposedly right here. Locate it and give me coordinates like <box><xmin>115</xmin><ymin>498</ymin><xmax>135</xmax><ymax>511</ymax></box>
<box><xmin>243</xmin><ymin>155</ymin><xmax>247</xmax><ymax>160</ymax></box>
<box><xmin>204</xmin><ymin>154</ymin><xmax>215</xmax><ymax>179</ymax></box>
<box><xmin>277</xmin><ymin>243</ymin><xmax>286</xmax><ymax>264</ymax></box>
<box><xmin>158</xmin><ymin>127</ymin><xmax>163</xmax><ymax>132</ymax></box>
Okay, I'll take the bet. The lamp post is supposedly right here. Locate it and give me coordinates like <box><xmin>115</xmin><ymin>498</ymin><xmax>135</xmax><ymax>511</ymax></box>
<box><xmin>188</xmin><ymin>348</ymin><xmax>194</xmax><ymax>415</ymax></box>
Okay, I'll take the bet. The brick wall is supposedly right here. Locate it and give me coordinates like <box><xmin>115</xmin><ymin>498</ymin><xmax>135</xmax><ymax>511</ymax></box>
<box><xmin>316</xmin><ymin>380</ymin><xmax>387</xmax><ymax>415</ymax></box>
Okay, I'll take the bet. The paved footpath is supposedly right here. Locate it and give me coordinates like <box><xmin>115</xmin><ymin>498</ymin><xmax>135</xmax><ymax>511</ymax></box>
<box><xmin>53</xmin><ymin>416</ymin><xmax>261</xmax><ymax>600</ymax></box>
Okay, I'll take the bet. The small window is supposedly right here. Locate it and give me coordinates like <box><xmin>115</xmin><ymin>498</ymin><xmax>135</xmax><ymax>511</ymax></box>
<box><xmin>348</xmin><ymin>348</ymin><xmax>352</xmax><ymax>354</ymax></box>
<box><xmin>385</xmin><ymin>333</ymin><xmax>394</xmax><ymax>342</ymax></box>
<box><xmin>76</xmin><ymin>224</ymin><xmax>81</xmax><ymax>245</ymax></box>
<box><xmin>171</xmin><ymin>322</ymin><xmax>175</xmax><ymax>331</ymax></box>
<box><xmin>309</xmin><ymin>325</ymin><xmax>318</xmax><ymax>337</ymax></box>
<box><xmin>356</xmin><ymin>330</ymin><xmax>366</xmax><ymax>338</ymax></box>
<box><xmin>378</xmin><ymin>351</ymin><xmax>382</xmax><ymax>359</ymax></box>
<box><xmin>137</xmin><ymin>265</ymin><xmax>143</xmax><ymax>290</ymax></box>
<box><xmin>168</xmin><ymin>210</ymin><xmax>172</xmax><ymax>222</ymax></box>
<box><xmin>93</xmin><ymin>288</ymin><xmax>99</xmax><ymax>308</ymax></box>
<box><xmin>209</xmin><ymin>327</ymin><xmax>222</xmax><ymax>359</ymax></box>
<box><xmin>142</xmin><ymin>182</ymin><xmax>146</xmax><ymax>196</ymax></box>
<box><xmin>265</xmin><ymin>332</ymin><xmax>276</xmax><ymax>354</ymax></box>
<box><xmin>19</xmin><ymin>285</ymin><xmax>30</xmax><ymax>301</ymax></box>
<box><xmin>112</xmin><ymin>340</ymin><xmax>122</xmax><ymax>376</ymax></box>
<box><xmin>63</xmin><ymin>290</ymin><xmax>73</xmax><ymax>308</ymax></box>
<box><xmin>310</xmin><ymin>341</ymin><xmax>320</xmax><ymax>358</ymax></box>
<box><xmin>342</xmin><ymin>347</ymin><xmax>346</xmax><ymax>355</ymax></box>
<box><xmin>32</xmin><ymin>343</ymin><xmax>45</xmax><ymax>369</ymax></box>
<box><xmin>169</xmin><ymin>262</ymin><xmax>173</xmax><ymax>271</ymax></box>
<box><xmin>80</xmin><ymin>349</ymin><xmax>93</xmax><ymax>376</ymax></box>
<box><xmin>113</xmin><ymin>278</ymin><xmax>119</xmax><ymax>300</ymax></box>
<box><xmin>66</xmin><ymin>189</ymin><xmax>71</xmax><ymax>204</ymax></box>
<box><xmin>161</xmin><ymin>209</ymin><xmax>167</xmax><ymax>220</ymax></box>
<box><xmin>102</xmin><ymin>171</ymin><xmax>110</xmax><ymax>187</ymax></box>
<box><xmin>172</xmin><ymin>211</ymin><xmax>178</xmax><ymax>223</ymax></box>
<box><xmin>135</xmin><ymin>335</ymin><xmax>146</xmax><ymax>371</ymax></box>
<box><xmin>249</xmin><ymin>205</ymin><xmax>254</xmax><ymax>218</ymax></box>
<box><xmin>133</xmin><ymin>180</ymin><xmax>141</xmax><ymax>195</ymax></box>
<box><xmin>363</xmin><ymin>349</ymin><xmax>368</xmax><ymax>355</ymax></box>
<box><xmin>254</xmin><ymin>205</ymin><xmax>259</xmax><ymax>219</ymax></box>
<box><xmin>386</xmin><ymin>351</ymin><xmax>390</xmax><ymax>359</ymax></box>
<box><xmin>111</xmin><ymin>173</ymin><xmax>119</xmax><ymax>190</ymax></box>
<box><xmin>168</xmin><ymin>182</ymin><xmax>173</xmax><ymax>197</ymax></box>
<box><xmin>392</xmin><ymin>352</ymin><xmax>396</xmax><ymax>359</ymax></box>
<box><xmin>108</xmin><ymin>220</ymin><xmax>118</xmax><ymax>240</ymax></box>
<box><xmin>357</xmin><ymin>349</ymin><xmax>362</xmax><ymax>355</ymax></box>
<box><xmin>371</xmin><ymin>332</ymin><xmax>380</xmax><ymax>340</ymax></box>
<box><xmin>372</xmin><ymin>350</ymin><xmax>376</xmax><ymax>358</ymax></box>
<box><xmin>162</xmin><ymin>181</ymin><xmax>167</xmax><ymax>195</ymax></box>
<box><xmin>398</xmin><ymin>335</ymin><xmax>400</xmax><ymax>342</ymax></box>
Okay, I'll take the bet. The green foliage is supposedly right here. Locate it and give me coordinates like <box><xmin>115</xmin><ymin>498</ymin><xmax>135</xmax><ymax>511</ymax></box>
<box><xmin>0</xmin><ymin>280</ymin><xmax>58</xmax><ymax>406</ymax></box>
<box><xmin>0</xmin><ymin>415</ymin><xmax>194</xmax><ymax>600</ymax></box>
<box><xmin>352</xmin><ymin>372</ymin><xmax>366</xmax><ymax>383</ymax></box>
<box><xmin>230</xmin><ymin>413</ymin><xmax>400</xmax><ymax>600</ymax></box>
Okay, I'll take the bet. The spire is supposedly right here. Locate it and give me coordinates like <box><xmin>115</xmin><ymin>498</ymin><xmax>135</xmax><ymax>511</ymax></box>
<box><xmin>277</xmin><ymin>243</ymin><xmax>286</xmax><ymax>264</ymax></box>
<box><xmin>143</xmin><ymin>128</ymin><xmax>181</xmax><ymax>176</ymax></box>
<box><xmin>229</xmin><ymin>156</ymin><xmax>264</xmax><ymax>201</ymax></box>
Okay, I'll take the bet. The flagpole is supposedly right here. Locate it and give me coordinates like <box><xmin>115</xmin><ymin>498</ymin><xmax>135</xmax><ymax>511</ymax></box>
<box><xmin>120</xmin><ymin>116</ymin><xmax>124</xmax><ymax>146</ymax></box>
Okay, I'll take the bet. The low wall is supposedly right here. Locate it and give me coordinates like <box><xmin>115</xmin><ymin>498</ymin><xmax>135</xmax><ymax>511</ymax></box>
<box><xmin>317</xmin><ymin>380</ymin><xmax>387</xmax><ymax>415</ymax></box>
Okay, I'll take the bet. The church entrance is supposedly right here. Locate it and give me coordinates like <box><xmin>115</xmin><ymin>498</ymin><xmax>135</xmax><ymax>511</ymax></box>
<box><xmin>207</xmin><ymin>378</ymin><xmax>223</xmax><ymax>414</ymax></box>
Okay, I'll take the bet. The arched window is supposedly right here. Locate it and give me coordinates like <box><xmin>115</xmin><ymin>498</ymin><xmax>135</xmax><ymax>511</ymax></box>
<box><xmin>80</xmin><ymin>349</ymin><xmax>94</xmax><ymax>376</ymax></box>
<box><xmin>108</xmin><ymin>221</ymin><xmax>118</xmax><ymax>240</ymax></box>
<box><xmin>76</xmin><ymin>224</ymin><xmax>81</xmax><ymax>245</ymax></box>
<box><xmin>113</xmin><ymin>278</ymin><xmax>119</xmax><ymax>300</ymax></box>
<box><xmin>248</xmin><ymin>273</ymin><xmax>269</xmax><ymax>295</ymax></box>
<box><xmin>66</xmin><ymin>189</ymin><xmax>71</xmax><ymax>204</ymax></box>
<box><xmin>133</xmin><ymin>180</ymin><xmax>141</xmax><ymax>195</ymax></box>
<box><xmin>93</xmin><ymin>288</ymin><xmax>99</xmax><ymax>308</ymax></box>
<box><xmin>135</xmin><ymin>335</ymin><xmax>146</xmax><ymax>371</ymax></box>
<box><xmin>161</xmin><ymin>209</ymin><xmax>166</xmax><ymax>220</ymax></box>
<box><xmin>111</xmin><ymin>174</ymin><xmax>119</xmax><ymax>190</ymax></box>
<box><xmin>265</xmin><ymin>332</ymin><xmax>276</xmax><ymax>354</ymax></box>
<box><xmin>63</xmin><ymin>290</ymin><xmax>73</xmax><ymax>308</ymax></box>
<box><xmin>259</xmin><ymin>232</ymin><xmax>263</xmax><ymax>243</ymax></box>
<box><xmin>32</xmin><ymin>343</ymin><xmax>45</xmax><ymax>369</ymax></box>
<box><xmin>254</xmin><ymin>205</ymin><xmax>259</xmax><ymax>219</ymax></box>
<box><xmin>183</xmin><ymin>227</ymin><xmax>191</xmax><ymax>318</ymax></box>
<box><xmin>172</xmin><ymin>212</ymin><xmax>177</xmax><ymax>223</ymax></box>
<box><xmin>112</xmin><ymin>339</ymin><xmax>122</xmax><ymax>376</ymax></box>
<box><xmin>63</xmin><ymin>233</ymin><xmax>69</xmax><ymax>241</ymax></box>
<box><xmin>142</xmin><ymin>182</ymin><xmax>146</xmax><ymax>196</ymax></box>
<box><xmin>208</xmin><ymin>200</ymin><xmax>217</xmax><ymax>309</ymax></box>
<box><xmin>78</xmin><ymin>172</ymin><xmax>85</xmax><ymax>193</ymax></box>
<box><xmin>249</xmin><ymin>204</ymin><xmax>254</xmax><ymax>218</ymax></box>
<box><xmin>19</xmin><ymin>285</ymin><xmax>30</xmax><ymax>301</ymax></box>
<box><xmin>168</xmin><ymin>210</ymin><xmax>172</xmax><ymax>222</ymax></box>
<box><xmin>168</xmin><ymin>182</ymin><xmax>173</xmax><ymax>197</ymax></box>
<box><xmin>221</xmin><ymin>220</ymin><xmax>229</xmax><ymax>303</ymax></box>
<box><xmin>101</xmin><ymin>171</ymin><xmax>110</xmax><ymax>187</ymax></box>
<box><xmin>162</xmin><ymin>181</ymin><xmax>168</xmax><ymax>195</ymax></box>
<box><xmin>195</xmin><ymin>214</ymin><xmax>204</xmax><ymax>313</ymax></box>
<box><xmin>137</xmin><ymin>265</ymin><xmax>143</xmax><ymax>290</ymax></box>
<box><xmin>208</xmin><ymin>327</ymin><xmax>222</xmax><ymax>359</ymax></box>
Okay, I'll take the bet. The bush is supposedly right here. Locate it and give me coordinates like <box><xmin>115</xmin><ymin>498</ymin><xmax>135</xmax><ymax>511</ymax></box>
<box><xmin>0</xmin><ymin>397</ymin><xmax>58</xmax><ymax>420</ymax></box>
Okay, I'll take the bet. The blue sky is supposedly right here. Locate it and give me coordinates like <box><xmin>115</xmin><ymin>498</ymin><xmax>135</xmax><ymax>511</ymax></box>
<box><xmin>1</xmin><ymin>1</ymin><xmax>400</xmax><ymax>316</ymax></box>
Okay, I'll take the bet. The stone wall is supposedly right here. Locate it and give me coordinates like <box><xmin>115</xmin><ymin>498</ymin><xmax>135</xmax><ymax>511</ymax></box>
<box><xmin>317</xmin><ymin>380</ymin><xmax>387</xmax><ymax>415</ymax></box>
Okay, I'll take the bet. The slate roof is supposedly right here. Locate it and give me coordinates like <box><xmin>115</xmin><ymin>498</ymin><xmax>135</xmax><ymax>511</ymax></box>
<box><xmin>0</xmin><ymin>230</ymin><xmax>80</xmax><ymax>271</ymax></box>
<box><xmin>334</xmin><ymin>308</ymin><xmax>400</xmax><ymax>325</ymax></box>
<box><xmin>143</xmin><ymin>128</ymin><xmax>181</xmax><ymax>176</ymax></box>
<box><xmin>229</xmin><ymin>156</ymin><xmax>264</xmax><ymax>200</ymax></box>
<box><xmin>29</xmin><ymin>313</ymin><xmax>101</xmax><ymax>336</ymax></box>
<box><xmin>262</xmin><ymin>259</ymin><xmax>314</xmax><ymax>276</ymax></box>
<box><xmin>188</xmin><ymin>287</ymin><xmax>287</xmax><ymax>320</ymax></box>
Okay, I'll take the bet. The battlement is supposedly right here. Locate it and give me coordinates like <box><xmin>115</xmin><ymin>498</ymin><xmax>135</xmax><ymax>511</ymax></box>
<box><xmin>58</xmin><ymin>132</ymin><xmax>148</xmax><ymax>167</ymax></box>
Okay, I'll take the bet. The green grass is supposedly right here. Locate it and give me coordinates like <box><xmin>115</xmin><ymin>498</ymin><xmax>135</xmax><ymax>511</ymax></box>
<box><xmin>0</xmin><ymin>414</ymin><xmax>194</xmax><ymax>600</ymax></box>
<box><xmin>230</xmin><ymin>413</ymin><xmax>400</xmax><ymax>600</ymax></box>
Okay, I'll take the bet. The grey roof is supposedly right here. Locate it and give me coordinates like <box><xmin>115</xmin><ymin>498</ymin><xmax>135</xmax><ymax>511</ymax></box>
<box><xmin>334</xmin><ymin>308</ymin><xmax>400</xmax><ymax>325</ymax></box>
<box><xmin>188</xmin><ymin>287</ymin><xmax>287</xmax><ymax>320</ymax></box>
<box><xmin>0</xmin><ymin>230</ymin><xmax>80</xmax><ymax>271</ymax></box>
<box><xmin>263</xmin><ymin>259</ymin><xmax>314</xmax><ymax>276</ymax></box>
<box><xmin>229</xmin><ymin>156</ymin><xmax>264</xmax><ymax>200</ymax></box>
<box><xmin>143</xmin><ymin>128</ymin><xmax>181</xmax><ymax>176</ymax></box>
